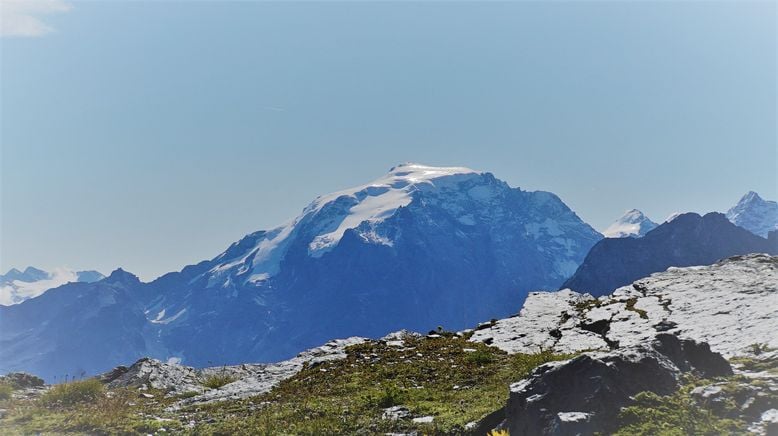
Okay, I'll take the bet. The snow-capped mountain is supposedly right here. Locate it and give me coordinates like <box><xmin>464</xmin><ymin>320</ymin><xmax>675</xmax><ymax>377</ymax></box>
<box><xmin>602</xmin><ymin>209</ymin><xmax>658</xmax><ymax>238</ymax></box>
<box><xmin>726</xmin><ymin>191</ymin><xmax>778</xmax><ymax>238</ymax></box>
<box><xmin>0</xmin><ymin>266</ymin><xmax>104</xmax><ymax>305</ymax></box>
<box><xmin>0</xmin><ymin>163</ymin><xmax>602</xmax><ymax>380</ymax></box>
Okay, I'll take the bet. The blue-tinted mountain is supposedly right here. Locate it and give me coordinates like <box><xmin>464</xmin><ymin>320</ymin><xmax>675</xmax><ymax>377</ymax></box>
<box><xmin>562</xmin><ymin>212</ymin><xmax>778</xmax><ymax>296</ymax></box>
<box><xmin>726</xmin><ymin>191</ymin><xmax>778</xmax><ymax>238</ymax></box>
<box><xmin>0</xmin><ymin>164</ymin><xmax>602</xmax><ymax>380</ymax></box>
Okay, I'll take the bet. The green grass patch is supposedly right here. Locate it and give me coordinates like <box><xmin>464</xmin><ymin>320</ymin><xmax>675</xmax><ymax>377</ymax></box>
<box><xmin>730</xmin><ymin>354</ymin><xmax>778</xmax><ymax>374</ymax></box>
<box><xmin>613</xmin><ymin>364</ymin><xmax>778</xmax><ymax>436</ymax></box>
<box><xmin>187</xmin><ymin>335</ymin><xmax>573</xmax><ymax>434</ymax></box>
<box><xmin>624</xmin><ymin>297</ymin><xmax>648</xmax><ymax>319</ymax></box>
<box><xmin>0</xmin><ymin>387</ymin><xmax>180</xmax><ymax>435</ymax></box>
<box><xmin>574</xmin><ymin>298</ymin><xmax>604</xmax><ymax>313</ymax></box>
<box><xmin>0</xmin><ymin>383</ymin><xmax>13</xmax><ymax>400</ymax></box>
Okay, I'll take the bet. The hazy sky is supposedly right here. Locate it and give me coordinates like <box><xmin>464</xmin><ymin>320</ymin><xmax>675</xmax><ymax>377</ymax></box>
<box><xmin>1</xmin><ymin>1</ymin><xmax>776</xmax><ymax>280</ymax></box>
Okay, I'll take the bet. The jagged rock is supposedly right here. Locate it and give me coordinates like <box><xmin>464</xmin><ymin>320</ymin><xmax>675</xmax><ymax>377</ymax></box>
<box><xmin>173</xmin><ymin>336</ymin><xmax>366</xmax><ymax>407</ymax></box>
<box><xmin>653</xmin><ymin>319</ymin><xmax>677</xmax><ymax>332</ymax></box>
<box><xmin>103</xmin><ymin>358</ymin><xmax>202</xmax><ymax>394</ymax></box>
<box><xmin>382</xmin><ymin>406</ymin><xmax>411</xmax><ymax>420</ymax></box>
<box><xmin>98</xmin><ymin>365</ymin><xmax>129</xmax><ymax>384</ymax></box>
<box><xmin>757</xmin><ymin>409</ymin><xmax>778</xmax><ymax>434</ymax></box>
<box><xmin>0</xmin><ymin>372</ymin><xmax>44</xmax><ymax>389</ymax></box>
<box><xmin>473</xmin><ymin>254</ymin><xmax>778</xmax><ymax>358</ymax></box>
<box><xmin>505</xmin><ymin>334</ymin><xmax>732</xmax><ymax>436</ymax></box>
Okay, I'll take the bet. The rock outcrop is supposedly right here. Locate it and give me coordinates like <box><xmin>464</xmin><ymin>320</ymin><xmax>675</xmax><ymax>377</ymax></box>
<box><xmin>505</xmin><ymin>334</ymin><xmax>732</xmax><ymax>435</ymax></box>
<box><xmin>472</xmin><ymin>254</ymin><xmax>778</xmax><ymax>358</ymax></box>
<box><xmin>100</xmin><ymin>336</ymin><xmax>367</xmax><ymax>407</ymax></box>
<box><xmin>0</xmin><ymin>373</ymin><xmax>45</xmax><ymax>390</ymax></box>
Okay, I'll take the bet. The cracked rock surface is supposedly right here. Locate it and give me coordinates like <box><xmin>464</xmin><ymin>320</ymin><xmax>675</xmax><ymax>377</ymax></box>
<box><xmin>470</xmin><ymin>254</ymin><xmax>778</xmax><ymax>359</ymax></box>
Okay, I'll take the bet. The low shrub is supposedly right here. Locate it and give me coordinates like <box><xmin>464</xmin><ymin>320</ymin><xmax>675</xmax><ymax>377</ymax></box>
<box><xmin>201</xmin><ymin>373</ymin><xmax>237</xmax><ymax>389</ymax></box>
<box><xmin>376</xmin><ymin>384</ymin><xmax>405</xmax><ymax>408</ymax></box>
<box><xmin>466</xmin><ymin>349</ymin><xmax>496</xmax><ymax>365</ymax></box>
<box><xmin>39</xmin><ymin>379</ymin><xmax>104</xmax><ymax>407</ymax></box>
<box><xmin>614</xmin><ymin>388</ymin><xmax>745</xmax><ymax>435</ymax></box>
<box><xmin>0</xmin><ymin>383</ymin><xmax>13</xmax><ymax>400</ymax></box>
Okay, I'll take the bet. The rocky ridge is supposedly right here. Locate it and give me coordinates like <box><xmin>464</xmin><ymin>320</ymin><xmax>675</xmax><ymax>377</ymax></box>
<box><xmin>472</xmin><ymin>253</ymin><xmax>778</xmax><ymax>357</ymax></box>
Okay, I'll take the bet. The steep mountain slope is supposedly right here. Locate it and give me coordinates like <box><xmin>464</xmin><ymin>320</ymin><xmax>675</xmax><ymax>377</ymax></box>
<box><xmin>0</xmin><ymin>163</ymin><xmax>601</xmax><ymax>380</ymax></box>
<box><xmin>0</xmin><ymin>266</ymin><xmax>104</xmax><ymax>305</ymax></box>
<box><xmin>726</xmin><ymin>191</ymin><xmax>778</xmax><ymax>238</ymax></box>
<box><xmin>561</xmin><ymin>212</ymin><xmax>778</xmax><ymax>296</ymax></box>
<box><xmin>602</xmin><ymin>209</ymin><xmax>657</xmax><ymax>238</ymax></box>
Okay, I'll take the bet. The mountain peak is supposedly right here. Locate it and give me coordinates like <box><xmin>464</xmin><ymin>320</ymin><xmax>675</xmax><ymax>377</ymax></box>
<box><xmin>226</xmin><ymin>163</ymin><xmax>491</xmax><ymax>278</ymax></box>
<box><xmin>726</xmin><ymin>191</ymin><xmax>778</xmax><ymax>238</ymax></box>
<box><xmin>2</xmin><ymin>268</ymin><xmax>22</xmax><ymax>277</ymax></box>
<box><xmin>106</xmin><ymin>268</ymin><xmax>141</xmax><ymax>285</ymax></box>
<box><xmin>1</xmin><ymin>266</ymin><xmax>49</xmax><ymax>283</ymax></box>
<box><xmin>23</xmin><ymin>266</ymin><xmax>49</xmax><ymax>277</ymax></box>
<box><xmin>602</xmin><ymin>209</ymin><xmax>657</xmax><ymax>238</ymax></box>
<box><xmin>740</xmin><ymin>191</ymin><xmax>763</xmax><ymax>203</ymax></box>
<box><xmin>386</xmin><ymin>162</ymin><xmax>478</xmax><ymax>178</ymax></box>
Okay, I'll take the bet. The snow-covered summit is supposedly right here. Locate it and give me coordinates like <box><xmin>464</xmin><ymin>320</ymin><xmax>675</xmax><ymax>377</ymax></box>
<box><xmin>726</xmin><ymin>191</ymin><xmax>778</xmax><ymax>238</ymax></box>
<box><xmin>602</xmin><ymin>209</ymin><xmax>658</xmax><ymax>238</ymax></box>
<box><xmin>303</xmin><ymin>163</ymin><xmax>485</xmax><ymax>255</ymax></box>
<box><xmin>207</xmin><ymin>163</ymin><xmax>501</xmax><ymax>285</ymax></box>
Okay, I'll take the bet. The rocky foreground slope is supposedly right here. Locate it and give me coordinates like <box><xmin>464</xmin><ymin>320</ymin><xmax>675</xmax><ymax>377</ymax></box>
<box><xmin>1</xmin><ymin>254</ymin><xmax>776</xmax><ymax>434</ymax></box>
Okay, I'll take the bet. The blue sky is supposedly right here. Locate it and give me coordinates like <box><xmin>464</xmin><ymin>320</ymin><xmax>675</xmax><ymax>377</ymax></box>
<box><xmin>1</xmin><ymin>1</ymin><xmax>775</xmax><ymax>280</ymax></box>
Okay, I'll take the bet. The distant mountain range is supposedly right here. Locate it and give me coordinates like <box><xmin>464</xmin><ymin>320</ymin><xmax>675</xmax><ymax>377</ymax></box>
<box><xmin>0</xmin><ymin>267</ymin><xmax>103</xmax><ymax>306</ymax></box>
<box><xmin>602</xmin><ymin>191</ymin><xmax>778</xmax><ymax>240</ymax></box>
<box><xmin>0</xmin><ymin>163</ymin><xmax>603</xmax><ymax>380</ymax></box>
<box><xmin>563</xmin><ymin>212</ymin><xmax>778</xmax><ymax>296</ymax></box>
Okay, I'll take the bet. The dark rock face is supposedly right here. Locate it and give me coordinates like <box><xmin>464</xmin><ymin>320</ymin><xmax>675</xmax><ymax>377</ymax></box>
<box><xmin>652</xmin><ymin>334</ymin><xmax>732</xmax><ymax>378</ymax></box>
<box><xmin>562</xmin><ymin>212</ymin><xmax>778</xmax><ymax>296</ymax></box>
<box><xmin>505</xmin><ymin>333</ymin><xmax>732</xmax><ymax>436</ymax></box>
